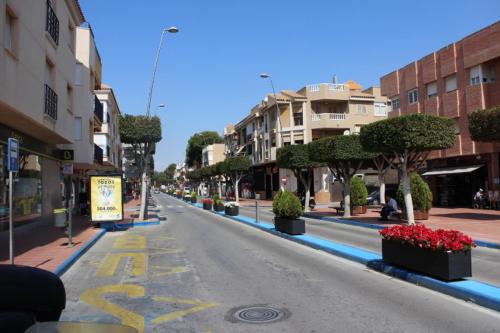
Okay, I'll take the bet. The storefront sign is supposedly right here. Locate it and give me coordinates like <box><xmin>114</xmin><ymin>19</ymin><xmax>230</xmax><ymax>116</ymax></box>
<box><xmin>60</xmin><ymin>149</ymin><xmax>74</xmax><ymax>161</ymax></box>
<box><xmin>7</xmin><ymin>138</ymin><xmax>19</xmax><ymax>172</ymax></box>
<box><xmin>90</xmin><ymin>175</ymin><xmax>123</xmax><ymax>222</ymax></box>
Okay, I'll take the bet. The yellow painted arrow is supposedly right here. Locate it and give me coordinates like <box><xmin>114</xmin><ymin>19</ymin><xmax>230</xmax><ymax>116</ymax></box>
<box><xmin>96</xmin><ymin>253</ymin><xmax>147</xmax><ymax>277</ymax></box>
<box><xmin>151</xmin><ymin>266</ymin><xmax>190</xmax><ymax>277</ymax></box>
<box><xmin>151</xmin><ymin>296</ymin><xmax>219</xmax><ymax>324</ymax></box>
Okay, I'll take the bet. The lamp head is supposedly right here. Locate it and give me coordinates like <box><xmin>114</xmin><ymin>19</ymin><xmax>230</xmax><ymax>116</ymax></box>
<box><xmin>166</xmin><ymin>27</ymin><xmax>179</xmax><ymax>33</ymax></box>
<box><xmin>260</xmin><ymin>73</ymin><xmax>270</xmax><ymax>79</ymax></box>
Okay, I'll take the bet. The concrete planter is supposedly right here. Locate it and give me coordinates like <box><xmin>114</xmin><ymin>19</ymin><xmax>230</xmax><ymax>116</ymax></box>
<box><xmin>274</xmin><ymin>217</ymin><xmax>305</xmax><ymax>235</ymax></box>
<box><xmin>402</xmin><ymin>209</ymin><xmax>430</xmax><ymax>220</ymax></box>
<box><xmin>213</xmin><ymin>203</ymin><xmax>225</xmax><ymax>212</ymax></box>
<box><xmin>224</xmin><ymin>206</ymin><xmax>239</xmax><ymax>216</ymax></box>
<box><xmin>203</xmin><ymin>203</ymin><xmax>213</xmax><ymax>210</ymax></box>
<box><xmin>352</xmin><ymin>206</ymin><xmax>366</xmax><ymax>215</ymax></box>
<box><xmin>190</xmin><ymin>197</ymin><xmax>197</xmax><ymax>203</ymax></box>
<box><xmin>382</xmin><ymin>239</ymin><xmax>472</xmax><ymax>281</ymax></box>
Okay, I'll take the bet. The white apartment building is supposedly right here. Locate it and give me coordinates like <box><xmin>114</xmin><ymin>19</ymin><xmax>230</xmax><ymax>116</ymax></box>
<box><xmin>224</xmin><ymin>80</ymin><xmax>390</xmax><ymax>202</ymax></box>
<box><xmin>202</xmin><ymin>143</ymin><xmax>225</xmax><ymax>167</ymax></box>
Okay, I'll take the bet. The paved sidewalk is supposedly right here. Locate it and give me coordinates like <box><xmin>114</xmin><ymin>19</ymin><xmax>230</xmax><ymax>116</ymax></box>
<box><xmin>0</xmin><ymin>197</ymin><xmax>148</xmax><ymax>273</ymax></box>
<box><xmin>309</xmin><ymin>206</ymin><xmax>500</xmax><ymax>244</ymax></box>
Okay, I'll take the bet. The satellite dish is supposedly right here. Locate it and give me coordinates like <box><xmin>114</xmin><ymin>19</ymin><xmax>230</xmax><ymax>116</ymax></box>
<box><xmin>343</xmin><ymin>130</ymin><xmax>350</xmax><ymax>135</ymax></box>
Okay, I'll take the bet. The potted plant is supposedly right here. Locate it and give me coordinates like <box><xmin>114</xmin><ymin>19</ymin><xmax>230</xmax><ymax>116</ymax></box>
<box><xmin>396</xmin><ymin>172</ymin><xmax>432</xmax><ymax>220</ymax></box>
<box><xmin>380</xmin><ymin>225</ymin><xmax>475</xmax><ymax>281</ymax></box>
<box><xmin>224</xmin><ymin>201</ymin><xmax>239</xmax><ymax>216</ymax></box>
<box><xmin>202</xmin><ymin>198</ymin><xmax>213</xmax><ymax>210</ymax></box>
<box><xmin>351</xmin><ymin>176</ymin><xmax>368</xmax><ymax>215</ymax></box>
<box><xmin>190</xmin><ymin>191</ymin><xmax>197</xmax><ymax>203</ymax></box>
<box><xmin>176</xmin><ymin>190</ymin><xmax>183</xmax><ymax>199</ymax></box>
<box><xmin>213</xmin><ymin>194</ymin><xmax>224</xmax><ymax>212</ymax></box>
<box><xmin>273</xmin><ymin>190</ymin><xmax>305</xmax><ymax>235</ymax></box>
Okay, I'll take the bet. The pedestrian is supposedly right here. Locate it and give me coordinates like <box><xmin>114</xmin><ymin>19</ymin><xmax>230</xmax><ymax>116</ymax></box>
<box><xmin>380</xmin><ymin>194</ymin><xmax>398</xmax><ymax>221</ymax></box>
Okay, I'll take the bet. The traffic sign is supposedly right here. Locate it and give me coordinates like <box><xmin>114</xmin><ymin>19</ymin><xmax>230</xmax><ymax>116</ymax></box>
<box><xmin>62</xmin><ymin>163</ymin><xmax>73</xmax><ymax>175</ymax></box>
<box><xmin>7</xmin><ymin>138</ymin><xmax>19</xmax><ymax>172</ymax></box>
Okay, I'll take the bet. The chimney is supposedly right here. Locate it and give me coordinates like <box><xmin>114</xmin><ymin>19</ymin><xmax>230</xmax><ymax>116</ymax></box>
<box><xmin>333</xmin><ymin>74</ymin><xmax>338</xmax><ymax>84</ymax></box>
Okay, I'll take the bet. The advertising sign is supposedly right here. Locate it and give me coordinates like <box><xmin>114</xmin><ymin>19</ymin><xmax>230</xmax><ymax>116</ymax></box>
<box><xmin>90</xmin><ymin>175</ymin><xmax>123</xmax><ymax>222</ymax></box>
<box><xmin>62</xmin><ymin>163</ymin><xmax>73</xmax><ymax>175</ymax></box>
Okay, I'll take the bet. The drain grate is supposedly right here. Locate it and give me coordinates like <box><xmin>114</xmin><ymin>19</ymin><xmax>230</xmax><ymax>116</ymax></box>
<box><xmin>226</xmin><ymin>305</ymin><xmax>289</xmax><ymax>324</ymax></box>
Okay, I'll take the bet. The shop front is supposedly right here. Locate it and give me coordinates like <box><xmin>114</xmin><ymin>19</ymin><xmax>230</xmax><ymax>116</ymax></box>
<box><xmin>0</xmin><ymin>124</ymin><xmax>63</xmax><ymax>230</ymax></box>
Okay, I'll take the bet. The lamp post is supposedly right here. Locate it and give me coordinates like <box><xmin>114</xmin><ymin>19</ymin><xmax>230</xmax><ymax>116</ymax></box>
<box><xmin>260</xmin><ymin>73</ymin><xmax>284</xmax><ymax>146</ymax></box>
<box><xmin>146</xmin><ymin>27</ymin><xmax>179</xmax><ymax>117</ymax></box>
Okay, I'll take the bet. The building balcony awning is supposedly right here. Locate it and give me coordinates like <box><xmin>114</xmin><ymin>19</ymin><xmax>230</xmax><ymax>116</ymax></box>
<box><xmin>422</xmin><ymin>165</ymin><xmax>483</xmax><ymax>176</ymax></box>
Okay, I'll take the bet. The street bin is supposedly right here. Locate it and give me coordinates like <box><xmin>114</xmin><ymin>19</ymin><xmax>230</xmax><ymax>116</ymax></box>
<box><xmin>53</xmin><ymin>209</ymin><xmax>67</xmax><ymax>228</ymax></box>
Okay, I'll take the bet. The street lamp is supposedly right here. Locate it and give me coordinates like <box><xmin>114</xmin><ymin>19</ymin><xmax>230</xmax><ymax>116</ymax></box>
<box><xmin>260</xmin><ymin>73</ymin><xmax>284</xmax><ymax>146</ymax></box>
<box><xmin>145</xmin><ymin>27</ymin><xmax>179</xmax><ymax>117</ymax></box>
<box><xmin>155</xmin><ymin>104</ymin><xmax>165</xmax><ymax>116</ymax></box>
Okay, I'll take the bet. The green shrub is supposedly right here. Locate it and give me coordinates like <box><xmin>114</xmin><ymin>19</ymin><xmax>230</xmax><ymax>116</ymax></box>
<box><xmin>396</xmin><ymin>173</ymin><xmax>433</xmax><ymax>212</ymax></box>
<box><xmin>272</xmin><ymin>190</ymin><xmax>303</xmax><ymax>219</ymax></box>
<box><xmin>351</xmin><ymin>177</ymin><xmax>368</xmax><ymax>207</ymax></box>
<box><xmin>190</xmin><ymin>191</ymin><xmax>197</xmax><ymax>199</ymax></box>
<box><xmin>213</xmin><ymin>193</ymin><xmax>220</xmax><ymax>201</ymax></box>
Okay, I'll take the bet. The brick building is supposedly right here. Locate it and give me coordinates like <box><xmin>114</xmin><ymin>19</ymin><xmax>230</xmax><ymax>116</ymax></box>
<box><xmin>381</xmin><ymin>21</ymin><xmax>500</xmax><ymax>207</ymax></box>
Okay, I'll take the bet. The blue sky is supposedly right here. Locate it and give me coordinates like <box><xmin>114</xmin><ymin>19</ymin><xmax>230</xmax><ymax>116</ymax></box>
<box><xmin>80</xmin><ymin>0</ymin><xmax>500</xmax><ymax>171</ymax></box>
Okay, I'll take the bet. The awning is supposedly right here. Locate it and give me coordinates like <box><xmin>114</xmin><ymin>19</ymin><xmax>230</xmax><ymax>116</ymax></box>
<box><xmin>422</xmin><ymin>165</ymin><xmax>483</xmax><ymax>176</ymax></box>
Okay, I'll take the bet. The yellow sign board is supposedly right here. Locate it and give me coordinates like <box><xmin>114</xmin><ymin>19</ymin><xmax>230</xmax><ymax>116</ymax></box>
<box><xmin>90</xmin><ymin>175</ymin><xmax>123</xmax><ymax>222</ymax></box>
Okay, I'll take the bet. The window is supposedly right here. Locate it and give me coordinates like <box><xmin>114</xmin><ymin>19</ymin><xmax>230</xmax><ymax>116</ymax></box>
<box><xmin>89</xmin><ymin>120</ymin><xmax>93</xmax><ymax>142</ymax></box>
<box><xmin>293</xmin><ymin>112</ymin><xmax>303</xmax><ymax>126</ymax></box>
<box><xmin>373</xmin><ymin>102</ymin><xmax>387</xmax><ymax>116</ymax></box>
<box><xmin>445</xmin><ymin>74</ymin><xmax>457</xmax><ymax>92</ymax></box>
<box><xmin>357</xmin><ymin>104</ymin><xmax>367</xmax><ymax>114</ymax></box>
<box><xmin>46</xmin><ymin>0</ymin><xmax>59</xmax><ymax>44</ymax></box>
<box><xmin>453</xmin><ymin>119</ymin><xmax>460</xmax><ymax>135</ymax></box>
<box><xmin>67</xmin><ymin>21</ymin><xmax>75</xmax><ymax>52</ymax></box>
<box><xmin>353</xmin><ymin>125</ymin><xmax>362</xmax><ymax>134</ymax></box>
<box><xmin>391</xmin><ymin>97</ymin><xmax>400</xmax><ymax>110</ymax></box>
<box><xmin>75</xmin><ymin>63</ymin><xmax>83</xmax><ymax>85</ymax></box>
<box><xmin>74</xmin><ymin>117</ymin><xmax>82</xmax><ymax>140</ymax></box>
<box><xmin>426</xmin><ymin>82</ymin><xmax>437</xmax><ymax>98</ymax></box>
<box><xmin>67</xmin><ymin>85</ymin><xmax>73</xmax><ymax>112</ymax></box>
<box><xmin>4</xmin><ymin>8</ymin><xmax>16</xmax><ymax>52</ymax></box>
<box><xmin>408</xmin><ymin>89</ymin><xmax>418</xmax><ymax>104</ymax></box>
<box><xmin>294</xmin><ymin>140</ymin><xmax>304</xmax><ymax>145</ymax></box>
<box><xmin>470</xmin><ymin>66</ymin><xmax>482</xmax><ymax>85</ymax></box>
<box><xmin>271</xmin><ymin>133</ymin><xmax>276</xmax><ymax>147</ymax></box>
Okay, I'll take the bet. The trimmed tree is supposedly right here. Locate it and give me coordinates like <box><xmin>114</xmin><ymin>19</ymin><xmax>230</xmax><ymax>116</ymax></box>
<box><xmin>214</xmin><ymin>161</ymin><xmax>227</xmax><ymax>198</ymax></box>
<box><xmin>309</xmin><ymin>135</ymin><xmax>376</xmax><ymax>218</ymax></box>
<box><xmin>468</xmin><ymin>106</ymin><xmax>500</xmax><ymax>142</ymax></box>
<box><xmin>225</xmin><ymin>156</ymin><xmax>251</xmax><ymax>203</ymax></box>
<box><xmin>185</xmin><ymin>131</ymin><xmax>223</xmax><ymax>168</ymax></box>
<box><xmin>373</xmin><ymin>155</ymin><xmax>394</xmax><ymax>205</ymax></box>
<box><xmin>119</xmin><ymin>114</ymin><xmax>162</xmax><ymax>219</ymax></box>
<box><xmin>276</xmin><ymin>144</ymin><xmax>323</xmax><ymax>212</ymax></box>
<box><xmin>360</xmin><ymin>114</ymin><xmax>455</xmax><ymax>224</ymax></box>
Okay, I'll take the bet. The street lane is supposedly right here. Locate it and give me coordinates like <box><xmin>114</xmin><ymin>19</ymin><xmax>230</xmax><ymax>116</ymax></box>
<box><xmin>239</xmin><ymin>205</ymin><xmax>500</xmax><ymax>285</ymax></box>
<box><xmin>61</xmin><ymin>193</ymin><xmax>500</xmax><ymax>332</ymax></box>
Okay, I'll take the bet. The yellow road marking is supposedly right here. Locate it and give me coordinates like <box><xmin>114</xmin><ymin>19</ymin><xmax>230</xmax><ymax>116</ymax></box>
<box><xmin>152</xmin><ymin>235</ymin><xmax>176</xmax><ymax>241</ymax></box>
<box><xmin>81</xmin><ymin>284</ymin><xmax>144</xmax><ymax>333</ymax></box>
<box><xmin>113</xmin><ymin>235</ymin><xmax>146</xmax><ymax>249</ymax></box>
<box><xmin>151</xmin><ymin>266</ymin><xmax>190</xmax><ymax>277</ymax></box>
<box><xmin>151</xmin><ymin>296</ymin><xmax>219</xmax><ymax>324</ymax></box>
<box><xmin>149</xmin><ymin>247</ymin><xmax>181</xmax><ymax>256</ymax></box>
<box><xmin>96</xmin><ymin>253</ymin><xmax>147</xmax><ymax>277</ymax></box>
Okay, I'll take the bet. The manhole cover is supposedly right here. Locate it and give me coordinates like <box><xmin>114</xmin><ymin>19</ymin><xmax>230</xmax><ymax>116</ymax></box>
<box><xmin>226</xmin><ymin>305</ymin><xmax>289</xmax><ymax>324</ymax></box>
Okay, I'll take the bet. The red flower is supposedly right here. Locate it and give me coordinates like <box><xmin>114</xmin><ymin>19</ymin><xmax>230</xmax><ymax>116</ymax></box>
<box><xmin>379</xmin><ymin>225</ymin><xmax>476</xmax><ymax>252</ymax></box>
<box><xmin>202</xmin><ymin>199</ymin><xmax>213</xmax><ymax>204</ymax></box>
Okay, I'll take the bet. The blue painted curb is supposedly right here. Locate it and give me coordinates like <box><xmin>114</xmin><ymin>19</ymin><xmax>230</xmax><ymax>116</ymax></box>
<box><xmin>54</xmin><ymin>228</ymin><xmax>106</xmax><ymax>277</ymax></box>
<box><xmin>303</xmin><ymin>214</ymin><xmax>500</xmax><ymax>250</ymax></box>
<box><xmin>187</xmin><ymin>199</ymin><xmax>500</xmax><ymax>312</ymax></box>
<box><xmin>100</xmin><ymin>220</ymin><xmax>161</xmax><ymax>231</ymax></box>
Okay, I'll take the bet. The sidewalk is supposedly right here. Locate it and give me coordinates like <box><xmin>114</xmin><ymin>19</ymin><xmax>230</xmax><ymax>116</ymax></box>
<box><xmin>0</xmin><ymin>197</ymin><xmax>150</xmax><ymax>273</ymax></box>
<box><xmin>309</xmin><ymin>206</ymin><xmax>500</xmax><ymax>244</ymax></box>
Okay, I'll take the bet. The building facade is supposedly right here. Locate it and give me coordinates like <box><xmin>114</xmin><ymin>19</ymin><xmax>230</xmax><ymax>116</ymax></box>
<box><xmin>0</xmin><ymin>0</ymin><xmax>85</xmax><ymax>229</ymax></box>
<box><xmin>202</xmin><ymin>143</ymin><xmax>225</xmax><ymax>167</ymax></box>
<box><xmin>224</xmin><ymin>80</ymin><xmax>390</xmax><ymax>201</ymax></box>
<box><xmin>380</xmin><ymin>21</ymin><xmax>500</xmax><ymax>207</ymax></box>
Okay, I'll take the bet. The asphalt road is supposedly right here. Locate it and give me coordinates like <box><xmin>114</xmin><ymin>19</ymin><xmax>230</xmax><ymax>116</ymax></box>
<box><xmin>239</xmin><ymin>206</ymin><xmax>500</xmax><ymax>285</ymax></box>
<box><xmin>61</xmin><ymin>193</ymin><xmax>500</xmax><ymax>333</ymax></box>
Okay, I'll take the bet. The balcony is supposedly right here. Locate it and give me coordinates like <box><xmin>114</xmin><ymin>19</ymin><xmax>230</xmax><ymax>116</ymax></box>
<box><xmin>305</xmin><ymin>83</ymin><xmax>350</xmax><ymax>101</ymax></box>
<box><xmin>310</xmin><ymin>113</ymin><xmax>348</xmax><ymax>129</ymax></box>
<box><xmin>94</xmin><ymin>95</ymin><xmax>103</xmax><ymax>123</ymax></box>
<box><xmin>94</xmin><ymin>144</ymin><xmax>103</xmax><ymax>164</ymax></box>
<box><xmin>45</xmin><ymin>0</ymin><xmax>59</xmax><ymax>45</ymax></box>
<box><xmin>44</xmin><ymin>84</ymin><xmax>58</xmax><ymax>120</ymax></box>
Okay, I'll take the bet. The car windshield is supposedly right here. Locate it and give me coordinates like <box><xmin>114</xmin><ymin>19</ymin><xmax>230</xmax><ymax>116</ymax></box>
<box><xmin>3</xmin><ymin>2</ymin><xmax>500</xmax><ymax>333</ymax></box>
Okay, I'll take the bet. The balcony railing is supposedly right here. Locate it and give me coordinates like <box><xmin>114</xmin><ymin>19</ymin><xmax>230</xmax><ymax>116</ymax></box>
<box><xmin>44</xmin><ymin>84</ymin><xmax>58</xmax><ymax>120</ymax></box>
<box><xmin>94</xmin><ymin>95</ymin><xmax>103</xmax><ymax>123</ymax></box>
<box><xmin>94</xmin><ymin>144</ymin><xmax>103</xmax><ymax>164</ymax></box>
<box><xmin>307</xmin><ymin>83</ymin><xmax>347</xmax><ymax>92</ymax></box>
<box><xmin>45</xmin><ymin>0</ymin><xmax>59</xmax><ymax>44</ymax></box>
<box><xmin>311</xmin><ymin>113</ymin><xmax>347</xmax><ymax>121</ymax></box>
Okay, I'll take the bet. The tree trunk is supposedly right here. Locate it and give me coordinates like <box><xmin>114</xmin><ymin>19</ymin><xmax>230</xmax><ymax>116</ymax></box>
<box><xmin>343</xmin><ymin>176</ymin><xmax>351</xmax><ymax>218</ymax></box>
<box><xmin>401</xmin><ymin>162</ymin><xmax>415</xmax><ymax>225</ymax></box>
<box><xmin>139</xmin><ymin>170</ymin><xmax>148</xmax><ymax>220</ymax></box>
<box><xmin>235</xmin><ymin>177</ymin><xmax>240</xmax><ymax>203</ymax></box>
<box><xmin>304</xmin><ymin>174</ymin><xmax>311</xmax><ymax>213</ymax></box>
<box><xmin>378</xmin><ymin>173</ymin><xmax>386</xmax><ymax>205</ymax></box>
<box><xmin>218</xmin><ymin>179</ymin><xmax>222</xmax><ymax>198</ymax></box>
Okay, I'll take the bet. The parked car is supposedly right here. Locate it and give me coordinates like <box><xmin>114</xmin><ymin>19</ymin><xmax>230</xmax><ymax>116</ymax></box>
<box><xmin>367</xmin><ymin>190</ymin><xmax>380</xmax><ymax>205</ymax></box>
<box><xmin>183</xmin><ymin>187</ymin><xmax>192</xmax><ymax>199</ymax></box>
<box><xmin>154</xmin><ymin>188</ymin><xmax>160</xmax><ymax>194</ymax></box>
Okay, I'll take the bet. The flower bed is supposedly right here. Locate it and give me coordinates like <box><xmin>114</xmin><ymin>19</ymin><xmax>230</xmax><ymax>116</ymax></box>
<box><xmin>202</xmin><ymin>199</ymin><xmax>213</xmax><ymax>210</ymax></box>
<box><xmin>380</xmin><ymin>225</ymin><xmax>475</xmax><ymax>280</ymax></box>
<box><xmin>224</xmin><ymin>202</ymin><xmax>239</xmax><ymax>216</ymax></box>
